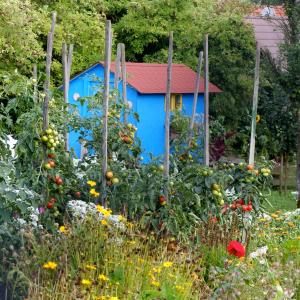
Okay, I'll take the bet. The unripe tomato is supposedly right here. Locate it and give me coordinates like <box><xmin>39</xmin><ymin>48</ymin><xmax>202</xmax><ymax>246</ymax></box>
<box><xmin>44</xmin><ymin>163</ymin><xmax>51</xmax><ymax>170</ymax></box>
<box><xmin>41</xmin><ymin>136</ymin><xmax>48</xmax><ymax>142</ymax></box>
<box><xmin>112</xmin><ymin>178</ymin><xmax>119</xmax><ymax>184</ymax></box>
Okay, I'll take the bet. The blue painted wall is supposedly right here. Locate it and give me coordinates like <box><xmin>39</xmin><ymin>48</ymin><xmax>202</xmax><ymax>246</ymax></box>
<box><xmin>67</xmin><ymin>63</ymin><xmax>204</xmax><ymax>161</ymax></box>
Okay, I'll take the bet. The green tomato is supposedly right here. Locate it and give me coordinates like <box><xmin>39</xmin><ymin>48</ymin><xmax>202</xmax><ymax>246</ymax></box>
<box><xmin>208</xmin><ymin>170</ymin><xmax>213</xmax><ymax>175</ymax></box>
<box><xmin>49</xmin><ymin>138</ymin><xmax>55</xmax><ymax>144</ymax></box>
<box><xmin>158</xmin><ymin>165</ymin><xmax>164</xmax><ymax>171</ymax></box>
<box><xmin>47</xmin><ymin>142</ymin><xmax>52</xmax><ymax>148</ymax></box>
<box><xmin>212</xmin><ymin>190</ymin><xmax>219</xmax><ymax>196</ymax></box>
<box><xmin>45</xmin><ymin>129</ymin><xmax>52</xmax><ymax>135</ymax></box>
<box><xmin>41</xmin><ymin>136</ymin><xmax>48</xmax><ymax>142</ymax></box>
<box><xmin>202</xmin><ymin>171</ymin><xmax>208</xmax><ymax>176</ymax></box>
<box><xmin>219</xmin><ymin>199</ymin><xmax>225</xmax><ymax>206</ymax></box>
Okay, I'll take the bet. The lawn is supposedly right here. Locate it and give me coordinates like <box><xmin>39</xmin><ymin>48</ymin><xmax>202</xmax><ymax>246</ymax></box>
<box><xmin>265</xmin><ymin>190</ymin><xmax>297</xmax><ymax>212</ymax></box>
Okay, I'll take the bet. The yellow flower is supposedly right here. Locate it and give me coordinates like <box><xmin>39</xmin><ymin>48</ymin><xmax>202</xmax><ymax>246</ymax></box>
<box><xmin>118</xmin><ymin>215</ymin><xmax>126</xmax><ymax>222</ymax></box>
<box><xmin>96</xmin><ymin>205</ymin><xmax>112</xmax><ymax>217</ymax></box>
<box><xmin>85</xmin><ymin>264</ymin><xmax>97</xmax><ymax>270</ymax></box>
<box><xmin>59</xmin><ymin>226</ymin><xmax>67</xmax><ymax>233</ymax></box>
<box><xmin>163</xmin><ymin>261</ymin><xmax>173</xmax><ymax>268</ymax></box>
<box><xmin>101</xmin><ymin>219</ymin><xmax>108</xmax><ymax>226</ymax></box>
<box><xmin>109</xmin><ymin>297</ymin><xmax>119</xmax><ymax>300</ymax></box>
<box><xmin>42</xmin><ymin>261</ymin><xmax>57</xmax><ymax>270</ymax></box>
<box><xmin>152</xmin><ymin>267</ymin><xmax>162</xmax><ymax>273</ymax></box>
<box><xmin>175</xmin><ymin>285</ymin><xmax>185</xmax><ymax>292</ymax></box>
<box><xmin>81</xmin><ymin>279</ymin><xmax>92</xmax><ymax>286</ymax></box>
<box><xmin>98</xmin><ymin>274</ymin><xmax>109</xmax><ymax>281</ymax></box>
<box><xmin>287</xmin><ymin>222</ymin><xmax>295</xmax><ymax>228</ymax></box>
<box><xmin>150</xmin><ymin>280</ymin><xmax>160</xmax><ymax>287</ymax></box>
<box><xmin>90</xmin><ymin>188</ymin><xmax>100</xmax><ymax>197</ymax></box>
<box><xmin>256</xmin><ymin>114</ymin><xmax>261</xmax><ymax>123</ymax></box>
<box><xmin>87</xmin><ymin>180</ymin><xmax>96</xmax><ymax>187</ymax></box>
<box><xmin>271</xmin><ymin>214</ymin><xmax>278</xmax><ymax>219</ymax></box>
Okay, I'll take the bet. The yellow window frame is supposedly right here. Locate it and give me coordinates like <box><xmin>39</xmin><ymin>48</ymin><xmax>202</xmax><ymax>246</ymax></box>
<box><xmin>165</xmin><ymin>94</ymin><xmax>182</xmax><ymax>111</ymax></box>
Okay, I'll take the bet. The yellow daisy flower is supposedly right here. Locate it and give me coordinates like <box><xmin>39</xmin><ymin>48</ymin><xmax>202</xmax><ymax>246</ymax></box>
<box><xmin>81</xmin><ymin>279</ymin><xmax>92</xmax><ymax>286</ymax></box>
<box><xmin>98</xmin><ymin>274</ymin><xmax>109</xmax><ymax>281</ymax></box>
<box><xmin>163</xmin><ymin>261</ymin><xmax>173</xmax><ymax>268</ymax></box>
<box><xmin>42</xmin><ymin>261</ymin><xmax>57</xmax><ymax>270</ymax></box>
<box><xmin>87</xmin><ymin>180</ymin><xmax>96</xmax><ymax>187</ymax></box>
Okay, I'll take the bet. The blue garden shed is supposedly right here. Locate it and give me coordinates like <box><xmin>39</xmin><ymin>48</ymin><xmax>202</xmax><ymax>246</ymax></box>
<box><xmin>67</xmin><ymin>62</ymin><xmax>221</xmax><ymax>161</ymax></box>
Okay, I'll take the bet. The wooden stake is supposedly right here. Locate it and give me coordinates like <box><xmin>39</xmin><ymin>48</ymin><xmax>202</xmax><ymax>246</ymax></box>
<box><xmin>33</xmin><ymin>64</ymin><xmax>38</xmax><ymax>103</ymax></box>
<box><xmin>248</xmin><ymin>46</ymin><xmax>261</xmax><ymax>166</ymax></box>
<box><xmin>297</xmin><ymin>109</ymin><xmax>300</xmax><ymax>208</ymax></box>
<box><xmin>280</xmin><ymin>152</ymin><xmax>283</xmax><ymax>194</ymax></box>
<box><xmin>43</xmin><ymin>12</ymin><xmax>56</xmax><ymax>131</ymax></box>
<box><xmin>164</xmin><ymin>32</ymin><xmax>173</xmax><ymax>201</ymax></box>
<box><xmin>114</xmin><ymin>43</ymin><xmax>122</xmax><ymax>93</ymax></box>
<box><xmin>204</xmin><ymin>35</ymin><xmax>209</xmax><ymax>166</ymax></box>
<box><xmin>189</xmin><ymin>51</ymin><xmax>203</xmax><ymax>144</ymax></box>
<box><xmin>62</xmin><ymin>42</ymin><xmax>73</xmax><ymax>151</ymax></box>
<box><xmin>121</xmin><ymin>43</ymin><xmax>128</xmax><ymax>124</ymax></box>
<box><xmin>101</xmin><ymin>20</ymin><xmax>112</xmax><ymax>206</ymax></box>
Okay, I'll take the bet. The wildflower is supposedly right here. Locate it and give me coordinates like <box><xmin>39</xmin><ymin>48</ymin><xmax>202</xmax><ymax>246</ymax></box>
<box><xmin>81</xmin><ymin>279</ymin><xmax>92</xmax><ymax>286</ymax></box>
<box><xmin>163</xmin><ymin>261</ymin><xmax>173</xmax><ymax>268</ymax></box>
<box><xmin>249</xmin><ymin>246</ymin><xmax>268</xmax><ymax>259</ymax></box>
<box><xmin>109</xmin><ymin>297</ymin><xmax>119</xmax><ymax>300</ymax></box>
<box><xmin>98</xmin><ymin>274</ymin><xmax>109</xmax><ymax>281</ymax></box>
<box><xmin>227</xmin><ymin>241</ymin><xmax>245</xmax><ymax>258</ymax></box>
<box><xmin>101</xmin><ymin>219</ymin><xmax>108</xmax><ymax>226</ymax></box>
<box><xmin>150</xmin><ymin>280</ymin><xmax>160</xmax><ymax>287</ymax></box>
<box><xmin>59</xmin><ymin>226</ymin><xmax>67</xmax><ymax>233</ymax></box>
<box><xmin>97</xmin><ymin>205</ymin><xmax>112</xmax><ymax>217</ymax></box>
<box><xmin>256</xmin><ymin>114</ymin><xmax>261</xmax><ymax>123</ymax></box>
<box><xmin>87</xmin><ymin>180</ymin><xmax>97</xmax><ymax>187</ymax></box>
<box><xmin>85</xmin><ymin>264</ymin><xmax>97</xmax><ymax>270</ymax></box>
<box><xmin>118</xmin><ymin>215</ymin><xmax>126</xmax><ymax>222</ymax></box>
<box><xmin>287</xmin><ymin>222</ymin><xmax>295</xmax><ymax>228</ymax></box>
<box><xmin>90</xmin><ymin>188</ymin><xmax>100</xmax><ymax>197</ymax></box>
<box><xmin>271</xmin><ymin>213</ymin><xmax>278</xmax><ymax>219</ymax></box>
<box><xmin>152</xmin><ymin>267</ymin><xmax>162</xmax><ymax>273</ymax></box>
<box><xmin>42</xmin><ymin>261</ymin><xmax>57</xmax><ymax>270</ymax></box>
<box><xmin>175</xmin><ymin>285</ymin><xmax>185</xmax><ymax>292</ymax></box>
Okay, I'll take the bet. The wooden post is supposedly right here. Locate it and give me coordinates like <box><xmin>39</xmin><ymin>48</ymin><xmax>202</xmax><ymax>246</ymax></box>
<box><xmin>284</xmin><ymin>153</ymin><xmax>288</xmax><ymax>194</ymax></box>
<box><xmin>43</xmin><ymin>12</ymin><xmax>56</xmax><ymax>131</ymax></box>
<box><xmin>248</xmin><ymin>46</ymin><xmax>261</xmax><ymax>166</ymax></box>
<box><xmin>189</xmin><ymin>51</ymin><xmax>203</xmax><ymax>144</ymax></box>
<box><xmin>164</xmin><ymin>32</ymin><xmax>173</xmax><ymax>201</ymax></box>
<box><xmin>114</xmin><ymin>43</ymin><xmax>122</xmax><ymax>95</ymax></box>
<box><xmin>280</xmin><ymin>152</ymin><xmax>283</xmax><ymax>194</ymax></box>
<box><xmin>62</xmin><ymin>42</ymin><xmax>73</xmax><ymax>150</ymax></box>
<box><xmin>101</xmin><ymin>20</ymin><xmax>112</xmax><ymax>206</ymax></box>
<box><xmin>204</xmin><ymin>34</ymin><xmax>210</xmax><ymax>166</ymax></box>
<box><xmin>297</xmin><ymin>109</ymin><xmax>300</xmax><ymax>208</ymax></box>
<box><xmin>121</xmin><ymin>43</ymin><xmax>128</xmax><ymax>124</ymax></box>
<box><xmin>33</xmin><ymin>64</ymin><xmax>38</xmax><ymax>103</ymax></box>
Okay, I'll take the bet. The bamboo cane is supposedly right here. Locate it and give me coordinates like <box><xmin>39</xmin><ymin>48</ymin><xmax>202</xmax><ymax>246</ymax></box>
<box><xmin>249</xmin><ymin>46</ymin><xmax>261</xmax><ymax>166</ymax></box>
<box><xmin>121</xmin><ymin>43</ymin><xmax>128</xmax><ymax>124</ymax></box>
<box><xmin>101</xmin><ymin>20</ymin><xmax>112</xmax><ymax>206</ymax></box>
<box><xmin>204</xmin><ymin>34</ymin><xmax>209</xmax><ymax>166</ymax></box>
<box><xmin>163</xmin><ymin>32</ymin><xmax>173</xmax><ymax>201</ymax></box>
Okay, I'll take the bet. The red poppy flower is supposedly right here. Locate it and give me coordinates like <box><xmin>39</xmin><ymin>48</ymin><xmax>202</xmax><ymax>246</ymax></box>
<box><xmin>227</xmin><ymin>241</ymin><xmax>245</xmax><ymax>258</ymax></box>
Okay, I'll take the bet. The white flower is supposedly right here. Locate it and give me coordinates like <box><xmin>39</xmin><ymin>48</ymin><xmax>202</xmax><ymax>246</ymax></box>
<box><xmin>249</xmin><ymin>246</ymin><xmax>268</xmax><ymax>259</ymax></box>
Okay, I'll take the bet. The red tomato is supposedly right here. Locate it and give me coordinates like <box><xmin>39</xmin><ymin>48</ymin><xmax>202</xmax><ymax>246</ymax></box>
<box><xmin>50</xmin><ymin>197</ymin><xmax>57</xmax><ymax>203</ymax></box>
<box><xmin>237</xmin><ymin>198</ymin><xmax>244</xmax><ymax>205</ymax></box>
<box><xmin>47</xmin><ymin>202</ymin><xmax>54</xmax><ymax>209</ymax></box>
<box><xmin>74</xmin><ymin>191</ymin><xmax>81</xmax><ymax>198</ymax></box>
<box><xmin>48</xmin><ymin>160</ymin><xmax>55</xmax><ymax>168</ymax></box>
<box><xmin>55</xmin><ymin>178</ymin><xmax>63</xmax><ymax>185</ymax></box>
<box><xmin>47</xmin><ymin>153</ymin><xmax>56</xmax><ymax>159</ymax></box>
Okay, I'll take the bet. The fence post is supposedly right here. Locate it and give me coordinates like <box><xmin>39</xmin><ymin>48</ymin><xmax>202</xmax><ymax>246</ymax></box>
<box><xmin>163</xmin><ymin>32</ymin><xmax>173</xmax><ymax>201</ymax></box>
<box><xmin>101</xmin><ymin>20</ymin><xmax>112</xmax><ymax>206</ymax></box>
<box><xmin>248</xmin><ymin>46</ymin><xmax>261</xmax><ymax>166</ymax></box>
<box><xmin>33</xmin><ymin>64</ymin><xmax>38</xmax><ymax>103</ymax></box>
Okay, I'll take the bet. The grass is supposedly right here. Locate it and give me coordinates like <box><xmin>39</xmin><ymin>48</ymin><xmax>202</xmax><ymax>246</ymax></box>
<box><xmin>264</xmin><ymin>189</ymin><xmax>297</xmax><ymax>212</ymax></box>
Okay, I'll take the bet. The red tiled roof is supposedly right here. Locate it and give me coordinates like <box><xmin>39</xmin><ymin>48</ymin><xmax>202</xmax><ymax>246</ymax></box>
<box><xmin>100</xmin><ymin>62</ymin><xmax>222</xmax><ymax>94</ymax></box>
<box><xmin>251</xmin><ymin>6</ymin><xmax>286</xmax><ymax>17</ymax></box>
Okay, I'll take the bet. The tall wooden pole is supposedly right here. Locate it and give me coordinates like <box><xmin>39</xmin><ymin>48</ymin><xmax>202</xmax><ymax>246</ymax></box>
<box><xmin>189</xmin><ymin>51</ymin><xmax>203</xmax><ymax>144</ymax></box>
<box><xmin>164</xmin><ymin>32</ymin><xmax>173</xmax><ymax>201</ymax></box>
<box><xmin>121</xmin><ymin>43</ymin><xmax>128</xmax><ymax>124</ymax></box>
<box><xmin>248</xmin><ymin>46</ymin><xmax>261</xmax><ymax>166</ymax></box>
<box><xmin>33</xmin><ymin>64</ymin><xmax>38</xmax><ymax>103</ymax></box>
<box><xmin>204</xmin><ymin>35</ymin><xmax>209</xmax><ymax>166</ymax></box>
<box><xmin>62</xmin><ymin>42</ymin><xmax>73</xmax><ymax>151</ymax></box>
<box><xmin>101</xmin><ymin>20</ymin><xmax>112</xmax><ymax>206</ymax></box>
<box><xmin>43</xmin><ymin>12</ymin><xmax>56</xmax><ymax>131</ymax></box>
<box><xmin>297</xmin><ymin>110</ymin><xmax>300</xmax><ymax>207</ymax></box>
<box><xmin>114</xmin><ymin>43</ymin><xmax>122</xmax><ymax>96</ymax></box>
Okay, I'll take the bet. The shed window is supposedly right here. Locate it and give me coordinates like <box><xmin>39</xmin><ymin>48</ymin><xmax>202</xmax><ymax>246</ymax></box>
<box><xmin>165</xmin><ymin>94</ymin><xmax>182</xmax><ymax>111</ymax></box>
